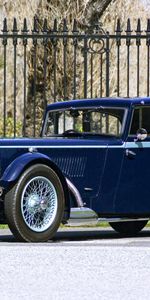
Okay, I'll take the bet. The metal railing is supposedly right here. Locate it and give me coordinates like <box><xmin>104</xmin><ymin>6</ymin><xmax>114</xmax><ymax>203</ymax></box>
<box><xmin>0</xmin><ymin>17</ymin><xmax>150</xmax><ymax>137</ymax></box>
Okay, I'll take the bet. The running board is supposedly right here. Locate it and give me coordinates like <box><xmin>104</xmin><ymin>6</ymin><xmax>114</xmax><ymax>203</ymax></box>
<box><xmin>67</xmin><ymin>207</ymin><xmax>149</xmax><ymax>227</ymax></box>
<box><xmin>103</xmin><ymin>217</ymin><xmax>149</xmax><ymax>223</ymax></box>
<box><xmin>67</xmin><ymin>207</ymin><xmax>98</xmax><ymax>226</ymax></box>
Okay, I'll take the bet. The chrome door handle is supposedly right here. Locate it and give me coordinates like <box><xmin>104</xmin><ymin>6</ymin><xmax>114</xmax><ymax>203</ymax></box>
<box><xmin>125</xmin><ymin>149</ymin><xmax>136</xmax><ymax>158</ymax></box>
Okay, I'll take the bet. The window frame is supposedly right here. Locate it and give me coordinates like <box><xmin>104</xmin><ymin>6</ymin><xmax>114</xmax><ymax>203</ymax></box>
<box><xmin>42</xmin><ymin>106</ymin><xmax>127</xmax><ymax>138</ymax></box>
<box><xmin>129</xmin><ymin>106</ymin><xmax>150</xmax><ymax>138</ymax></box>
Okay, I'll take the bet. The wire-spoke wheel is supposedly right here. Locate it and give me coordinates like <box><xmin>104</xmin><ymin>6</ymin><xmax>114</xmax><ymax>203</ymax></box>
<box><xmin>21</xmin><ymin>176</ymin><xmax>58</xmax><ymax>232</ymax></box>
<box><xmin>4</xmin><ymin>164</ymin><xmax>65</xmax><ymax>242</ymax></box>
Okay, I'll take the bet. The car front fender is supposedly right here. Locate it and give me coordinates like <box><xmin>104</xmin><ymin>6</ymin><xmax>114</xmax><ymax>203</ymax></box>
<box><xmin>0</xmin><ymin>151</ymin><xmax>70</xmax><ymax>222</ymax></box>
<box><xmin>0</xmin><ymin>152</ymin><xmax>67</xmax><ymax>191</ymax></box>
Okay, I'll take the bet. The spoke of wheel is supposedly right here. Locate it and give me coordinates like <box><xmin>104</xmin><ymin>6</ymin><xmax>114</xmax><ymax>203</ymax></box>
<box><xmin>21</xmin><ymin>176</ymin><xmax>58</xmax><ymax>232</ymax></box>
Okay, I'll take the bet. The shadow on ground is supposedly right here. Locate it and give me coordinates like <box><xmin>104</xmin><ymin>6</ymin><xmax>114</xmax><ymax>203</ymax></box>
<box><xmin>0</xmin><ymin>227</ymin><xmax>150</xmax><ymax>243</ymax></box>
<box><xmin>53</xmin><ymin>227</ymin><xmax>150</xmax><ymax>242</ymax></box>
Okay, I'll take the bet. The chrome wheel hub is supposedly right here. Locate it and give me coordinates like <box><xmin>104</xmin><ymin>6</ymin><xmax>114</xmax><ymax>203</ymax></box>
<box><xmin>28</xmin><ymin>194</ymin><xmax>40</xmax><ymax>211</ymax></box>
<box><xmin>21</xmin><ymin>176</ymin><xmax>58</xmax><ymax>232</ymax></box>
<box><xmin>28</xmin><ymin>194</ymin><xmax>48</xmax><ymax>212</ymax></box>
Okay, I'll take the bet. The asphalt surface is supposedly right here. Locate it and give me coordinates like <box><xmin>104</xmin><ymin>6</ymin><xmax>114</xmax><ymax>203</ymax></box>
<box><xmin>0</xmin><ymin>227</ymin><xmax>150</xmax><ymax>300</ymax></box>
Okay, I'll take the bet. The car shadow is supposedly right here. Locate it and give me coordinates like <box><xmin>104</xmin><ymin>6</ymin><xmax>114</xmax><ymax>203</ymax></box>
<box><xmin>0</xmin><ymin>227</ymin><xmax>150</xmax><ymax>243</ymax></box>
<box><xmin>52</xmin><ymin>227</ymin><xmax>150</xmax><ymax>243</ymax></box>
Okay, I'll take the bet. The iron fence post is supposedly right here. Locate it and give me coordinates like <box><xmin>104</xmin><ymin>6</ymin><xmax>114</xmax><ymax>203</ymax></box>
<box><xmin>105</xmin><ymin>31</ymin><xmax>110</xmax><ymax>97</ymax></box>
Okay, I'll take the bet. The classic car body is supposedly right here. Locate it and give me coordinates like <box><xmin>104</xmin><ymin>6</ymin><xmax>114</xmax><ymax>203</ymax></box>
<box><xmin>0</xmin><ymin>97</ymin><xmax>150</xmax><ymax>242</ymax></box>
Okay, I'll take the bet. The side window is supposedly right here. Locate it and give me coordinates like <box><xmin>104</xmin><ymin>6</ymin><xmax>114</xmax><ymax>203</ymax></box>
<box><xmin>90</xmin><ymin>112</ymin><xmax>121</xmax><ymax>135</ymax></box>
<box><xmin>130</xmin><ymin>107</ymin><xmax>150</xmax><ymax>135</ymax></box>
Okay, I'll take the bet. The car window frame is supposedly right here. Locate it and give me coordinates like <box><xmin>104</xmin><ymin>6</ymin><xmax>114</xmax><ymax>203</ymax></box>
<box><xmin>42</xmin><ymin>106</ymin><xmax>128</xmax><ymax>138</ymax></box>
<box><xmin>128</xmin><ymin>105</ymin><xmax>150</xmax><ymax>138</ymax></box>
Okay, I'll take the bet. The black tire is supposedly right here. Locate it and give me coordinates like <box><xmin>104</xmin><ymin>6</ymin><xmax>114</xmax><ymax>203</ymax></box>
<box><xmin>4</xmin><ymin>164</ymin><xmax>65</xmax><ymax>242</ymax></box>
<box><xmin>109</xmin><ymin>220</ymin><xmax>148</xmax><ymax>235</ymax></box>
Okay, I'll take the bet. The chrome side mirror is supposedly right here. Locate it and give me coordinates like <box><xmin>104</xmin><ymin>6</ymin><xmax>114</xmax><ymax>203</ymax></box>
<box><xmin>135</xmin><ymin>128</ymin><xmax>148</xmax><ymax>142</ymax></box>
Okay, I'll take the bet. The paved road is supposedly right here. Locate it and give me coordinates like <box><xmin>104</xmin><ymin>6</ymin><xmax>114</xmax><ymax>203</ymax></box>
<box><xmin>0</xmin><ymin>227</ymin><xmax>150</xmax><ymax>300</ymax></box>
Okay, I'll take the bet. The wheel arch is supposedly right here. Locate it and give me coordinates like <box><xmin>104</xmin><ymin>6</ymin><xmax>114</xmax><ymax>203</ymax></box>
<box><xmin>0</xmin><ymin>152</ymin><xmax>70</xmax><ymax>221</ymax></box>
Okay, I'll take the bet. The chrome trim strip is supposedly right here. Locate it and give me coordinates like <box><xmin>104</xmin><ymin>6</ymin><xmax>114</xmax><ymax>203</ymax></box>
<box><xmin>0</xmin><ymin>141</ymin><xmax>149</xmax><ymax>149</ymax></box>
<box><xmin>0</xmin><ymin>145</ymin><xmax>124</xmax><ymax>149</ymax></box>
<box><xmin>98</xmin><ymin>217</ymin><xmax>149</xmax><ymax>223</ymax></box>
<box><xmin>66</xmin><ymin>178</ymin><xmax>83</xmax><ymax>207</ymax></box>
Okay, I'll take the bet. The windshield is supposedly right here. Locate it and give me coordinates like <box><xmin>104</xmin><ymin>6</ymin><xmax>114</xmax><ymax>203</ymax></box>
<box><xmin>43</xmin><ymin>107</ymin><xmax>126</xmax><ymax>138</ymax></box>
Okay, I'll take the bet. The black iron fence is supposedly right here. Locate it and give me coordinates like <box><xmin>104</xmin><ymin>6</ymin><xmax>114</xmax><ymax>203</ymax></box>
<box><xmin>0</xmin><ymin>17</ymin><xmax>150</xmax><ymax>137</ymax></box>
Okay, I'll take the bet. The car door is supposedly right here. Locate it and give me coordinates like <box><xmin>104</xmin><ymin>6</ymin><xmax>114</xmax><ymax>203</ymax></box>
<box><xmin>90</xmin><ymin>107</ymin><xmax>127</xmax><ymax>214</ymax></box>
<box><xmin>92</xmin><ymin>138</ymin><xmax>125</xmax><ymax>214</ymax></box>
<box><xmin>115</xmin><ymin>105</ymin><xmax>150</xmax><ymax>214</ymax></box>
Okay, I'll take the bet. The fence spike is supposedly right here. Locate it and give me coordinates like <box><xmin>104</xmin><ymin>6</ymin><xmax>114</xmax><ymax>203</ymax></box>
<box><xmin>22</xmin><ymin>18</ymin><xmax>28</xmax><ymax>32</ymax></box>
<box><xmin>53</xmin><ymin>19</ymin><xmax>57</xmax><ymax>32</ymax></box>
<box><xmin>12</xmin><ymin>18</ymin><xmax>18</xmax><ymax>32</ymax></box>
<box><xmin>126</xmin><ymin>18</ymin><xmax>132</xmax><ymax>33</ymax></box>
<box><xmin>43</xmin><ymin>18</ymin><xmax>48</xmax><ymax>32</ymax></box>
<box><xmin>63</xmin><ymin>18</ymin><xmax>68</xmax><ymax>32</ymax></box>
<box><xmin>32</xmin><ymin>16</ymin><xmax>39</xmax><ymax>32</ymax></box>
<box><xmin>2</xmin><ymin>18</ymin><xmax>8</xmax><ymax>32</ymax></box>
<box><xmin>136</xmin><ymin>18</ymin><xmax>142</xmax><ymax>34</ymax></box>
<box><xmin>73</xmin><ymin>19</ymin><xmax>78</xmax><ymax>33</ymax></box>
<box><xmin>116</xmin><ymin>19</ymin><xmax>122</xmax><ymax>33</ymax></box>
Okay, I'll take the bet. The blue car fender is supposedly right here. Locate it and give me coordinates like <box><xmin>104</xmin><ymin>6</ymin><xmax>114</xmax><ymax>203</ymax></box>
<box><xmin>1</xmin><ymin>151</ymin><xmax>68</xmax><ymax>195</ymax></box>
<box><xmin>0</xmin><ymin>151</ymin><xmax>70</xmax><ymax>220</ymax></box>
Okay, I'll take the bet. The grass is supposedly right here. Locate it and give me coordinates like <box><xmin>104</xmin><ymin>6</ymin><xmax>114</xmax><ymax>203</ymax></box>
<box><xmin>61</xmin><ymin>222</ymin><xmax>109</xmax><ymax>228</ymax></box>
<box><xmin>63</xmin><ymin>220</ymin><xmax>150</xmax><ymax>228</ymax></box>
<box><xmin>0</xmin><ymin>224</ymin><xmax>8</xmax><ymax>229</ymax></box>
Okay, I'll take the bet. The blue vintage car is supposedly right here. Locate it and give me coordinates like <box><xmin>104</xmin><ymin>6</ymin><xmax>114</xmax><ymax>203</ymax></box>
<box><xmin>0</xmin><ymin>97</ymin><xmax>150</xmax><ymax>242</ymax></box>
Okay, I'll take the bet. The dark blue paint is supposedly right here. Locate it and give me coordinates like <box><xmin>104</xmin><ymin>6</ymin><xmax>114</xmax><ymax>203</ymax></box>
<box><xmin>1</xmin><ymin>152</ymin><xmax>51</xmax><ymax>184</ymax></box>
<box><xmin>116</xmin><ymin>138</ymin><xmax>150</xmax><ymax>214</ymax></box>
<box><xmin>92</xmin><ymin>144</ymin><xmax>124</xmax><ymax>213</ymax></box>
<box><xmin>0</xmin><ymin>97</ymin><xmax>150</xmax><ymax>218</ymax></box>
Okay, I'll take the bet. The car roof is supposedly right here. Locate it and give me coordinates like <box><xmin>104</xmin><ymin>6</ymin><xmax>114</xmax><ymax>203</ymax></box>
<box><xmin>46</xmin><ymin>97</ymin><xmax>150</xmax><ymax>111</ymax></box>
